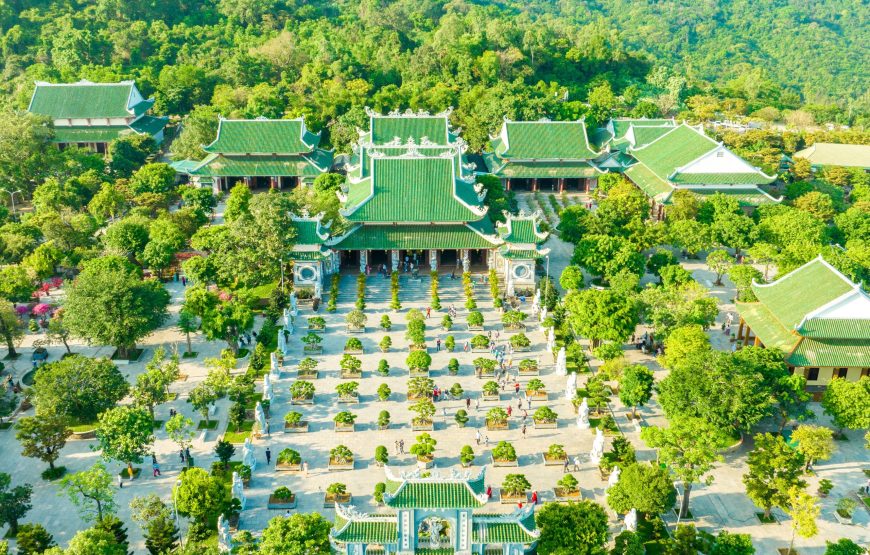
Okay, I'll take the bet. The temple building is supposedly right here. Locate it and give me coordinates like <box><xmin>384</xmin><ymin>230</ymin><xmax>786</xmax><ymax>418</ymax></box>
<box><xmin>736</xmin><ymin>256</ymin><xmax>870</xmax><ymax>395</ymax></box>
<box><xmin>27</xmin><ymin>80</ymin><xmax>167</xmax><ymax>154</ymax></box>
<box><xmin>172</xmin><ymin>117</ymin><xmax>333</xmax><ymax>192</ymax></box>
<box><xmin>593</xmin><ymin>117</ymin><xmax>677</xmax><ymax>171</ymax></box>
<box><xmin>483</xmin><ymin>118</ymin><xmax>603</xmax><ymax>192</ymax></box>
<box><xmin>620</xmin><ymin>123</ymin><xmax>780</xmax><ymax>219</ymax></box>
<box><xmin>330</xmin><ymin>467</ymin><xmax>539</xmax><ymax>555</ymax></box>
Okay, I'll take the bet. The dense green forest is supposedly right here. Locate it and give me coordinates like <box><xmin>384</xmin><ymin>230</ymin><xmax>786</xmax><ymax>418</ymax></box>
<box><xmin>0</xmin><ymin>0</ymin><xmax>868</xmax><ymax>156</ymax></box>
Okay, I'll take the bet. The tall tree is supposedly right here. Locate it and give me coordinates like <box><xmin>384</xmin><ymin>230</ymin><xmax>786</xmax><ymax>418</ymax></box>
<box><xmin>791</xmin><ymin>425</ymin><xmax>835</xmax><ymax>471</ymax></box>
<box><xmin>59</xmin><ymin>463</ymin><xmax>117</xmax><ymax>523</ymax></box>
<box><xmin>618</xmin><ymin>365</ymin><xmax>655</xmax><ymax>418</ymax></box>
<box><xmin>15</xmin><ymin>414</ymin><xmax>71</xmax><ymax>475</ymax></box>
<box><xmin>0</xmin><ymin>472</ymin><xmax>32</xmax><ymax>536</ymax></box>
<box><xmin>564</xmin><ymin>289</ymin><xmax>638</xmax><ymax>348</ymax></box>
<box><xmin>172</xmin><ymin>468</ymin><xmax>225</xmax><ymax>527</ymax></box>
<box><xmin>535</xmin><ymin>500</ymin><xmax>609</xmax><ymax>555</ymax></box>
<box><xmin>785</xmin><ymin>487</ymin><xmax>819</xmax><ymax>555</ymax></box>
<box><xmin>31</xmin><ymin>355</ymin><xmax>128</xmax><ymax>422</ymax></box>
<box><xmin>0</xmin><ymin>299</ymin><xmax>24</xmax><ymax>358</ymax></box>
<box><xmin>821</xmin><ymin>377</ymin><xmax>870</xmax><ymax>434</ymax></box>
<box><xmin>743</xmin><ymin>433</ymin><xmax>806</xmax><ymax>519</ymax></box>
<box><xmin>606</xmin><ymin>462</ymin><xmax>675</xmax><ymax>516</ymax></box>
<box><xmin>95</xmin><ymin>406</ymin><xmax>155</xmax><ymax>479</ymax></box>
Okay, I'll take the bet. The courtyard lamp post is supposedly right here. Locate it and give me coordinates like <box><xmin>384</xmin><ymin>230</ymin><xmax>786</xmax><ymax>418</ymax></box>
<box><xmin>1</xmin><ymin>188</ymin><xmax>22</xmax><ymax>218</ymax></box>
<box><xmin>174</xmin><ymin>477</ymin><xmax>184</xmax><ymax>547</ymax></box>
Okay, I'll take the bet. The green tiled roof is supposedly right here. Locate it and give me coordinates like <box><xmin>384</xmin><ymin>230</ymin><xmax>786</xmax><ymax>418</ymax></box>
<box><xmin>344</xmin><ymin>157</ymin><xmax>481</xmax><ymax>223</ymax></box>
<box><xmin>752</xmin><ymin>258</ymin><xmax>855</xmax><ymax>331</ymax></box>
<box><xmin>736</xmin><ymin>302</ymin><xmax>798</xmax><ymax>352</ymax></box>
<box><xmin>629</xmin><ymin>125</ymin><xmax>718</xmax><ymax>180</ymax></box>
<box><xmin>170</xmin><ymin>159</ymin><xmax>201</xmax><ymax>173</ymax></box>
<box><xmin>672</xmin><ymin>173</ymin><xmax>775</xmax><ymax>185</ymax></box>
<box><xmin>333</xmin><ymin>224</ymin><xmax>497</xmax><ymax>250</ymax></box>
<box><xmin>499</xmin><ymin>217</ymin><xmax>546</xmax><ymax>245</ymax></box>
<box><xmin>588</xmin><ymin>128</ymin><xmax>611</xmax><ymax>150</ymax></box>
<box><xmin>384</xmin><ymin>474</ymin><xmax>486</xmax><ymax>509</ymax></box>
<box><xmin>611</xmin><ymin>118</ymin><xmax>674</xmax><ymax>139</ymax></box>
<box><xmin>683</xmin><ymin>187</ymin><xmax>780</xmax><ymax>206</ymax></box>
<box><xmin>51</xmin><ymin>126</ymin><xmax>129</xmax><ymax>143</ymax></box>
<box><xmin>631</xmin><ymin>126</ymin><xmax>676</xmax><ymax>148</ymax></box>
<box><xmin>371</xmin><ymin>116</ymin><xmax>449</xmax><ymax>145</ymax></box>
<box><xmin>288</xmin><ymin>250</ymin><xmax>329</xmax><ymax>261</ymax></box>
<box><xmin>129</xmin><ymin>115</ymin><xmax>168</xmax><ymax>136</ymax></box>
<box><xmin>487</xmin><ymin>160</ymin><xmax>600</xmax><ymax>179</ymax></box>
<box><xmin>204</xmin><ymin>119</ymin><xmax>318</xmax><ymax>154</ymax></box>
<box><xmin>473</xmin><ymin>522</ymin><xmax>537</xmax><ymax>544</ymax></box>
<box><xmin>500</xmin><ymin>248</ymin><xmax>541</xmax><ymax>259</ymax></box>
<box><xmin>29</xmin><ymin>81</ymin><xmax>146</xmax><ymax>119</ymax></box>
<box><xmin>788</xmin><ymin>337</ymin><xmax>870</xmax><ymax>368</ymax></box>
<box><xmin>625</xmin><ymin>163</ymin><xmax>673</xmax><ymax>201</ymax></box>
<box><xmin>499</xmin><ymin>121</ymin><xmax>598</xmax><ymax>160</ymax></box>
<box><xmin>333</xmin><ymin>520</ymin><xmax>397</xmax><ymax>543</ymax></box>
<box><xmin>292</xmin><ymin>220</ymin><xmax>326</xmax><ymax>245</ymax></box>
<box><xmin>798</xmin><ymin>318</ymin><xmax>870</xmax><ymax>339</ymax></box>
<box><xmin>190</xmin><ymin>153</ymin><xmax>328</xmax><ymax>177</ymax></box>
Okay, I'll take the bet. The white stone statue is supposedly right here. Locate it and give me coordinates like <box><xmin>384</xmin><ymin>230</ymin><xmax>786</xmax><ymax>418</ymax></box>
<box><xmin>277</xmin><ymin>330</ymin><xmax>286</xmax><ymax>355</ymax></box>
<box><xmin>263</xmin><ymin>374</ymin><xmax>274</xmax><ymax>402</ymax></box>
<box><xmin>462</xmin><ymin>250</ymin><xmax>470</xmax><ymax>272</ymax></box>
<box><xmin>539</xmin><ymin>306</ymin><xmax>548</xmax><ymax>324</ymax></box>
<box><xmin>554</xmin><ymin>347</ymin><xmax>567</xmax><ymax>376</ymax></box>
<box><xmin>289</xmin><ymin>291</ymin><xmax>297</xmax><ymax>312</ymax></box>
<box><xmin>269</xmin><ymin>352</ymin><xmax>279</xmax><ymax>377</ymax></box>
<box><xmin>532</xmin><ymin>289</ymin><xmax>541</xmax><ymax>313</ymax></box>
<box><xmin>430</xmin><ymin>250</ymin><xmax>438</xmax><ymax>271</ymax></box>
<box><xmin>231</xmin><ymin>471</ymin><xmax>246</xmax><ymax>510</ymax></box>
<box><xmin>624</xmin><ymin>508</ymin><xmax>638</xmax><ymax>532</ymax></box>
<box><xmin>314</xmin><ymin>281</ymin><xmax>322</xmax><ymax>299</ymax></box>
<box><xmin>547</xmin><ymin>327</ymin><xmax>556</xmax><ymax>352</ymax></box>
<box><xmin>429</xmin><ymin>519</ymin><xmax>443</xmax><ymax>549</ymax></box>
<box><xmin>607</xmin><ymin>465</ymin><xmax>621</xmax><ymax>490</ymax></box>
<box><xmin>506</xmin><ymin>274</ymin><xmax>514</xmax><ymax>297</ymax></box>
<box><xmin>255</xmin><ymin>402</ymin><xmax>267</xmax><ymax>437</ymax></box>
<box><xmin>242</xmin><ymin>437</ymin><xmax>256</xmax><ymax>471</ymax></box>
<box><xmin>217</xmin><ymin>514</ymin><xmax>231</xmax><ymax>552</ymax></box>
<box><xmin>590</xmin><ymin>428</ymin><xmax>605</xmax><ymax>464</ymax></box>
<box><xmin>283</xmin><ymin>308</ymin><xmax>291</xmax><ymax>329</ymax></box>
<box><xmin>565</xmin><ymin>373</ymin><xmax>577</xmax><ymax>402</ymax></box>
<box><xmin>576</xmin><ymin>398</ymin><xmax>590</xmax><ymax>430</ymax></box>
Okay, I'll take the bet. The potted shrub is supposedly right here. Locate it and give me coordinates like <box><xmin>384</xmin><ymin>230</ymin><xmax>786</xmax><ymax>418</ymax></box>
<box><xmin>533</xmin><ymin>406</ymin><xmax>558</xmax><ymax>429</ymax></box>
<box><xmin>374</xmin><ymin>482</ymin><xmax>386</xmax><ymax>504</ymax></box>
<box><xmin>324</xmin><ymin>482</ymin><xmax>351</xmax><ymax>507</ymax></box>
<box><xmin>406</xmin><ymin>319</ymin><xmax>426</xmax><ymax>350</ymax></box>
<box><xmin>482</xmin><ymin>381</ymin><xmax>500</xmax><ymax>401</ymax></box>
<box><xmin>599</xmin><ymin>436</ymin><xmax>636</xmax><ymax>479</ymax></box>
<box><xmin>298</xmin><ymin>357</ymin><xmax>318</xmax><ymax>379</ymax></box>
<box><xmin>410</xmin><ymin>399</ymin><xmax>436</xmax><ymax>431</ymax></box>
<box><xmin>526</xmin><ymin>379</ymin><xmax>547</xmax><ymax>400</ymax></box>
<box><xmin>441</xmin><ymin>315</ymin><xmax>453</xmax><ymax>331</ymax></box>
<box><xmin>407</xmin><ymin>377</ymin><xmax>434</xmax><ymax>401</ymax></box>
<box><xmin>377</xmin><ymin>383</ymin><xmax>391</xmax><ymax>402</ymax></box>
<box><xmin>340</xmin><ymin>354</ymin><xmax>362</xmax><ymax>378</ymax></box>
<box><xmin>374</xmin><ymin>445</ymin><xmax>389</xmax><ymax>467</ymax></box>
<box><xmin>596</xmin><ymin>414</ymin><xmax>619</xmax><ymax>435</ymax></box>
<box><xmin>509</xmin><ymin>332</ymin><xmax>531</xmax><ymax>352</ymax></box>
<box><xmin>390</xmin><ymin>272</ymin><xmax>401</xmax><ymax>311</ymax></box>
<box><xmin>268</xmin><ymin>486</ymin><xmax>297</xmax><ymax>509</ymax></box>
<box><xmin>377</xmin><ymin>410</ymin><xmax>391</xmax><ymax>430</ymax></box>
<box><xmin>336</xmin><ymin>381</ymin><xmax>359</xmax><ymax>403</ymax></box>
<box><xmin>344</xmin><ymin>337</ymin><xmax>364</xmax><ymax>354</ymax></box>
<box><xmin>835</xmin><ymin>497</ymin><xmax>856</xmax><ymax>524</ymax></box>
<box><xmin>346</xmin><ymin>309</ymin><xmax>366</xmax><ymax>332</ymax></box>
<box><xmin>518</xmin><ymin>359</ymin><xmax>538</xmax><ymax>376</ymax></box>
<box><xmin>406</xmin><ymin>350</ymin><xmax>432</xmax><ymax>376</ymax></box>
<box><xmin>301</xmin><ymin>332</ymin><xmax>322</xmax><ymax>354</ymax></box>
<box><xmin>379</xmin><ymin>336</ymin><xmax>392</xmax><ymax>353</ymax></box>
<box><xmin>410</xmin><ymin>432</ymin><xmax>437</xmax><ymax>469</ymax></box>
<box><xmin>486</xmin><ymin>407</ymin><xmax>509</xmax><ymax>431</ymax></box>
<box><xmin>377</xmin><ymin>359</ymin><xmax>390</xmax><ymax>376</ymax></box>
<box><xmin>276</xmin><ymin>448</ymin><xmax>302</xmax><ymax>471</ymax></box>
<box><xmin>447</xmin><ymin>358</ymin><xmax>459</xmax><ymax>375</ymax></box>
<box><xmin>501</xmin><ymin>310</ymin><xmax>528</xmax><ymax>330</ymax></box>
<box><xmin>290</xmin><ymin>380</ymin><xmax>315</xmax><ymax>404</ymax></box>
<box><xmin>455</xmin><ymin>409</ymin><xmax>469</xmax><ymax>428</ymax></box>
<box><xmin>328</xmin><ymin>445</ymin><xmax>354</xmax><ymax>471</ymax></box>
<box><xmin>817</xmin><ymin>479</ymin><xmax>833</xmax><ymax>498</ymax></box>
<box><xmin>460</xmin><ymin>445</ymin><xmax>475</xmax><ymax>467</ymax></box>
<box><xmin>544</xmin><ymin>443</ymin><xmax>567</xmax><ymax>465</ymax></box>
<box><xmin>467</xmin><ymin>310</ymin><xmax>485</xmax><ymax>331</ymax></box>
<box><xmin>445</xmin><ymin>335</ymin><xmax>455</xmax><ymax>352</ymax></box>
<box><xmin>470</xmin><ymin>334</ymin><xmax>489</xmax><ymax>352</ymax></box>
<box><xmin>492</xmin><ymin>441</ymin><xmax>518</xmax><ymax>467</ymax></box>
<box><xmin>333</xmin><ymin>411</ymin><xmax>357</xmax><ymax>432</ymax></box>
<box><xmin>380</xmin><ymin>315</ymin><xmax>392</xmax><ymax>331</ymax></box>
<box><xmin>555</xmin><ymin>474</ymin><xmax>581</xmax><ymax>500</ymax></box>
<box><xmin>283</xmin><ymin>411</ymin><xmax>308</xmax><ymax>433</ymax></box>
<box><xmin>473</xmin><ymin>358</ymin><xmax>497</xmax><ymax>378</ymax></box>
<box><xmin>307</xmin><ymin>316</ymin><xmax>326</xmax><ymax>331</ymax></box>
<box><xmin>500</xmin><ymin>474</ymin><xmax>531</xmax><ymax>504</ymax></box>
<box><xmin>449</xmin><ymin>383</ymin><xmax>464</xmax><ymax>399</ymax></box>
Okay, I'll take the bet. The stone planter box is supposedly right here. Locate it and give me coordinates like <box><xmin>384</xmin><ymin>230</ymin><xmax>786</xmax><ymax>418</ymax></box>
<box><xmin>298</xmin><ymin>370</ymin><xmax>318</xmax><ymax>380</ymax></box>
<box><xmin>412</xmin><ymin>421</ymin><xmax>435</xmax><ymax>431</ymax></box>
<box><xmin>409</xmin><ymin>344</ymin><xmax>428</xmax><ymax>352</ymax></box>
<box><xmin>486</xmin><ymin>421</ymin><xmax>509</xmax><ymax>432</ymax></box>
<box><xmin>69</xmin><ymin>429</ymin><xmax>97</xmax><ymax>440</ymax></box>
<box><xmin>543</xmin><ymin>454</ymin><xmax>567</xmax><ymax>466</ymax></box>
<box><xmin>284</xmin><ymin>422</ymin><xmax>309</xmax><ymax>433</ymax></box>
<box><xmin>340</xmin><ymin>371</ymin><xmax>363</xmax><ymax>380</ymax></box>
<box><xmin>834</xmin><ymin>511</ymin><xmax>853</xmax><ymax>525</ymax></box>
<box><xmin>267</xmin><ymin>495</ymin><xmax>297</xmax><ymax>510</ymax></box>
<box><xmin>553</xmin><ymin>488</ymin><xmax>581</xmax><ymax>502</ymax></box>
<box><xmin>482</xmin><ymin>393</ymin><xmax>500</xmax><ymax>402</ymax></box>
<box><xmin>471</xmin><ymin>347</ymin><xmax>490</xmax><ymax>353</ymax></box>
<box><xmin>346</xmin><ymin>326</ymin><xmax>365</xmax><ymax>334</ymax></box>
<box><xmin>511</xmin><ymin>345</ymin><xmax>531</xmax><ymax>353</ymax></box>
<box><xmin>409</xmin><ymin>369</ymin><xmax>430</xmax><ymax>377</ymax></box>
<box><xmin>291</xmin><ymin>397</ymin><xmax>314</xmax><ymax>405</ymax></box>
<box><xmin>298</xmin><ymin>298</ymin><xmax>314</xmax><ymax>306</ymax></box>
<box><xmin>335</xmin><ymin>423</ymin><xmax>355</xmax><ymax>433</ymax></box>
<box><xmin>323</xmin><ymin>493</ymin><xmax>352</xmax><ymax>508</ymax></box>
<box><xmin>533</xmin><ymin>420</ymin><xmax>558</xmax><ymax>429</ymax></box>
<box><xmin>518</xmin><ymin>367</ymin><xmax>539</xmax><ymax>376</ymax></box>
<box><xmin>337</xmin><ymin>395</ymin><xmax>359</xmax><ymax>404</ymax></box>
<box><xmin>417</xmin><ymin>457</ymin><xmax>434</xmax><ymax>469</ymax></box>
<box><xmin>407</xmin><ymin>394</ymin><xmax>431</xmax><ymax>402</ymax></box>
<box><xmin>501</xmin><ymin>492</ymin><xmax>528</xmax><ymax>504</ymax></box>
<box><xmin>327</xmin><ymin>460</ymin><xmax>354</xmax><ymax>471</ymax></box>
<box><xmin>275</xmin><ymin>462</ymin><xmax>303</xmax><ymax>472</ymax></box>
<box><xmin>378</xmin><ymin>424</ymin><xmax>390</xmax><ymax>431</ymax></box>
<box><xmin>526</xmin><ymin>391</ymin><xmax>548</xmax><ymax>401</ymax></box>
<box><xmin>303</xmin><ymin>346</ymin><xmax>323</xmax><ymax>355</ymax></box>
<box><xmin>492</xmin><ymin>457</ymin><xmax>519</xmax><ymax>467</ymax></box>
<box><xmin>467</xmin><ymin>325</ymin><xmax>485</xmax><ymax>332</ymax></box>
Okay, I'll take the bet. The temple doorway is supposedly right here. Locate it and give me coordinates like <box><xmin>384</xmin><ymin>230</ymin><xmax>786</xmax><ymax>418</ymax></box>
<box><xmin>417</xmin><ymin>517</ymin><xmax>452</xmax><ymax>550</ymax></box>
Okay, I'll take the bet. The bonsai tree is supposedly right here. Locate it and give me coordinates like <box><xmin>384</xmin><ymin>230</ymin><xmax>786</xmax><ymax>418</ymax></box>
<box><xmin>408</xmin><ymin>377</ymin><xmax>434</xmax><ymax>399</ymax></box>
<box><xmin>377</xmin><ymin>359</ymin><xmax>390</xmax><ymax>376</ymax></box>
<box><xmin>502</xmin><ymin>310</ymin><xmax>528</xmax><ymax>329</ymax></box>
<box><xmin>492</xmin><ymin>441</ymin><xmax>517</xmax><ymax>462</ymax></box>
<box><xmin>277</xmin><ymin>448</ymin><xmax>301</xmax><ymax>465</ymax></box>
<box><xmin>450</xmin><ymin>383</ymin><xmax>464</xmax><ymax>398</ymax></box>
<box><xmin>467</xmin><ymin>310</ymin><xmax>484</xmax><ymax>328</ymax></box>
<box><xmin>214</xmin><ymin>440</ymin><xmax>235</xmax><ymax>469</ymax></box>
<box><xmin>406</xmin><ymin>319</ymin><xmax>426</xmax><ymax>346</ymax></box>
<box><xmin>486</xmin><ymin>407</ymin><xmax>509</xmax><ymax>426</ymax></box>
<box><xmin>585</xmin><ymin>377</ymin><xmax>610</xmax><ymax>414</ymax></box>
<box><xmin>547</xmin><ymin>444</ymin><xmax>567</xmax><ymax>460</ymax></box>
<box><xmin>340</xmin><ymin>354</ymin><xmax>362</xmax><ymax>375</ymax></box>
<box><xmin>441</xmin><ymin>315</ymin><xmax>453</xmax><ymax>330</ymax></box>
<box><xmin>406</xmin><ymin>308</ymin><xmax>424</xmax><ymax>322</ymax></box>
<box><xmin>346</xmin><ymin>309</ymin><xmax>366</xmax><ymax>329</ymax></box>
<box><xmin>379</xmin><ymin>336</ymin><xmax>392</xmax><ymax>352</ymax></box>
<box><xmin>377</xmin><ymin>383</ymin><xmax>391</xmax><ymax>401</ymax></box>
<box><xmin>283</xmin><ymin>411</ymin><xmax>303</xmax><ymax>427</ymax></box>
<box><xmin>380</xmin><ymin>315</ymin><xmax>392</xmax><ymax>331</ymax></box>
<box><xmin>557</xmin><ymin>473</ymin><xmax>579</xmax><ymax>494</ymax></box>
<box><xmin>335</xmin><ymin>381</ymin><xmax>359</xmax><ymax>399</ymax></box>
<box><xmin>410</xmin><ymin>399</ymin><xmax>436</xmax><ymax>425</ymax></box>
<box><xmin>326</xmin><ymin>482</ymin><xmax>347</xmax><ymax>497</ymax></box>
<box><xmin>501</xmin><ymin>474</ymin><xmax>531</xmax><ymax>497</ymax></box>
<box><xmin>473</xmin><ymin>358</ymin><xmax>497</xmax><ymax>374</ymax></box>
<box><xmin>471</xmin><ymin>334</ymin><xmax>489</xmax><ymax>349</ymax></box>
<box><xmin>377</xmin><ymin>411</ymin><xmax>390</xmax><ymax>428</ymax></box>
<box><xmin>445</xmin><ymin>336</ymin><xmax>455</xmax><ymax>352</ymax></box>
<box><xmin>374</xmin><ymin>446</ymin><xmax>389</xmax><ymax>466</ymax></box>
<box><xmin>374</xmin><ymin>483</ymin><xmax>386</xmax><ymax>503</ymax></box>
<box><xmin>330</xmin><ymin>445</ymin><xmax>353</xmax><ymax>464</ymax></box>
<box><xmin>301</xmin><ymin>332</ymin><xmax>322</xmax><ymax>350</ymax></box>
<box><xmin>409</xmin><ymin>433</ymin><xmax>437</xmax><ymax>461</ymax></box>
<box><xmin>534</xmin><ymin>406</ymin><xmax>558</xmax><ymax>424</ymax></box>
<box><xmin>455</xmin><ymin>410</ymin><xmax>469</xmax><ymax>427</ymax></box>
<box><xmin>817</xmin><ymin>479</ymin><xmax>833</xmax><ymax>497</ymax></box>
<box><xmin>599</xmin><ymin>436</ymin><xmax>637</xmax><ymax>474</ymax></box>
<box><xmin>618</xmin><ymin>365</ymin><xmax>655</xmax><ymax>419</ymax></box>
<box><xmin>519</xmin><ymin>359</ymin><xmax>538</xmax><ymax>373</ymax></box>
<box><xmin>272</xmin><ymin>486</ymin><xmax>293</xmax><ymax>501</ymax></box>
<box><xmin>308</xmin><ymin>316</ymin><xmax>325</xmax><ymax>330</ymax></box>
<box><xmin>406</xmin><ymin>350</ymin><xmax>432</xmax><ymax>372</ymax></box>
<box><xmin>333</xmin><ymin>411</ymin><xmax>357</xmax><ymax>427</ymax></box>
<box><xmin>289</xmin><ymin>380</ymin><xmax>315</xmax><ymax>400</ymax></box>
<box><xmin>447</xmin><ymin>358</ymin><xmax>459</xmax><ymax>374</ymax></box>
<box><xmin>344</xmin><ymin>338</ymin><xmax>363</xmax><ymax>352</ymax></box>
<box><xmin>483</xmin><ymin>381</ymin><xmax>500</xmax><ymax>397</ymax></box>
<box><xmin>460</xmin><ymin>445</ymin><xmax>475</xmax><ymax>466</ymax></box>
<box><xmin>298</xmin><ymin>357</ymin><xmax>318</xmax><ymax>375</ymax></box>
<box><xmin>527</xmin><ymin>379</ymin><xmax>546</xmax><ymax>395</ymax></box>
<box><xmin>836</xmin><ymin>497</ymin><xmax>857</xmax><ymax>520</ymax></box>
<box><xmin>510</xmin><ymin>333</ymin><xmax>531</xmax><ymax>349</ymax></box>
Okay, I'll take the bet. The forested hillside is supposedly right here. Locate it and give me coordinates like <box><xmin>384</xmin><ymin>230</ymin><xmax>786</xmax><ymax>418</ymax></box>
<box><xmin>0</xmin><ymin>0</ymin><xmax>867</xmax><ymax>155</ymax></box>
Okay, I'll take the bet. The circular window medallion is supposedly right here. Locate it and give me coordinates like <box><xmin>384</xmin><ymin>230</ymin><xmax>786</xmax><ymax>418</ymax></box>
<box><xmin>513</xmin><ymin>264</ymin><xmax>530</xmax><ymax>279</ymax></box>
<box><xmin>299</xmin><ymin>266</ymin><xmax>316</xmax><ymax>281</ymax></box>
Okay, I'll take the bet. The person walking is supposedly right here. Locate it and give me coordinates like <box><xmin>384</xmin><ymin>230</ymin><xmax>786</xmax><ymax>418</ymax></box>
<box><xmin>521</xmin><ymin>424</ymin><xmax>527</xmax><ymax>438</ymax></box>
<box><xmin>179</xmin><ymin>449</ymin><xmax>185</xmax><ymax>464</ymax></box>
<box><xmin>117</xmin><ymin>475</ymin><xmax>123</xmax><ymax>489</ymax></box>
<box><xmin>426</xmin><ymin>307</ymin><xmax>431</xmax><ymax>319</ymax></box>
<box><xmin>303</xmin><ymin>462</ymin><xmax>309</xmax><ymax>477</ymax></box>
<box><xmin>573</xmin><ymin>456</ymin><xmax>580</xmax><ymax>471</ymax></box>
<box><xmin>563</xmin><ymin>458</ymin><xmax>569</xmax><ymax>473</ymax></box>
<box><xmin>475</xmin><ymin>398</ymin><xmax>480</xmax><ymax>412</ymax></box>
<box><xmin>466</xmin><ymin>397</ymin><xmax>471</xmax><ymax>409</ymax></box>
<box><xmin>507</xmin><ymin>405</ymin><xmax>513</xmax><ymax>417</ymax></box>
<box><xmin>265</xmin><ymin>447</ymin><xmax>271</xmax><ymax>465</ymax></box>
<box><xmin>484</xmin><ymin>435</ymin><xmax>489</xmax><ymax>446</ymax></box>
<box><xmin>475</xmin><ymin>430</ymin><xmax>481</xmax><ymax>445</ymax></box>
<box><xmin>436</xmin><ymin>338</ymin><xmax>441</xmax><ymax>351</ymax></box>
<box><xmin>464</xmin><ymin>341</ymin><xmax>470</xmax><ymax>353</ymax></box>
<box><xmin>395</xmin><ymin>441</ymin><xmax>399</xmax><ymax>455</ymax></box>
<box><xmin>514</xmin><ymin>382</ymin><xmax>520</xmax><ymax>395</ymax></box>
<box><xmin>399</xmin><ymin>439</ymin><xmax>405</xmax><ymax>454</ymax></box>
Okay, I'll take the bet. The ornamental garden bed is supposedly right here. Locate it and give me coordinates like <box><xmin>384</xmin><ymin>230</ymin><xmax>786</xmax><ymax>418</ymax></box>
<box><xmin>467</xmin><ymin>325</ymin><xmax>485</xmax><ymax>332</ymax></box>
<box><xmin>323</xmin><ymin>493</ymin><xmax>352</xmax><ymax>508</ymax></box>
<box><xmin>303</xmin><ymin>345</ymin><xmax>323</xmax><ymax>354</ymax></box>
<box><xmin>335</xmin><ymin>422</ymin><xmax>355</xmax><ymax>433</ymax></box>
<box><xmin>327</xmin><ymin>460</ymin><xmax>354</xmax><ymax>471</ymax></box>
<box><xmin>486</xmin><ymin>421</ymin><xmax>509</xmax><ymax>431</ymax></box>
<box><xmin>408</xmin><ymin>344</ymin><xmax>428</xmax><ymax>352</ymax></box>
<box><xmin>276</xmin><ymin>462</ymin><xmax>303</xmax><ymax>472</ymax></box>
<box><xmin>589</xmin><ymin>416</ymin><xmax>620</xmax><ymax>436</ymax></box>
<box><xmin>543</xmin><ymin>453</ymin><xmax>567</xmax><ymax>466</ymax></box>
<box><xmin>291</xmin><ymin>396</ymin><xmax>314</xmax><ymax>405</ymax></box>
<box><xmin>346</xmin><ymin>325</ymin><xmax>365</xmax><ymax>334</ymax></box>
<box><xmin>67</xmin><ymin>420</ymin><xmax>98</xmax><ymax>440</ymax></box>
<box><xmin>267</xmin><ymin>494</ymin><xmax>297</xmax><ymax>510</ymax></box>
<box><xmin>518</xmin><ymin>363</ymin><xmax>539</xmax><ymax>376</ymax></box>
<box><xmin>500</xmin><ymin>492</ymin><xmax>527</xmax><ymax>504</ymax></box>
<box><xmin>482</xmin><ymin>393</ymin><xmax>500</xmax><ymax>402</ymax></box>
<box><xmin>412</xmin><ymin>420</ymin><xmax>435</xmax><ymax>431</ymax></box>
<box><xmin>284</xmin><ymin>422</ymin><xmax>309</xmax><ymax>433</ymax></box>
<box><xmin>526</xmin><ymin>390</ymin><xmax>548</xmax><ymax>401</ymax></box>
<box><xmin>340</xmin><ymin>370</ymin><xmax>363</xmax><ymax>380</ymax></box>
<box><xmin>298</xmin><ymin>369</ymin><xmax>318</xmax><ymax>379</ymax></box>
<box><xmin>533</xmin><ymin>419</ymin><xmax>558</xmax><ymax>429</ymax></box>
<box><xmin>409</xmin><ymin>368</ymin><xmax>430</xmax><ymax>377</ymax></box>
<box><xmin>344</xmin><ymin>348</ymin><xmax>364</xmax><ymax>355</ymax></box>
<box><xmin>492</xmin><ymin>457</ymin><xmax>518</xmax><ymax>467</ymax></box>
<box><xmin>553</xmin><ymin>487</ymin><xmax>581</xmax><ymax>501</ymax></box>
<box><xmin>337</xmin><ymin>394</ymin><xmax>359</xmax><ymax>404</ymax></box>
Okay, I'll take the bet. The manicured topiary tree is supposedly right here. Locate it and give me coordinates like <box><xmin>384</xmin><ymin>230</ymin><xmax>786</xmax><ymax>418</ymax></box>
<box><xmin>406</xmin><ymin>350</ymin><xmax>432</xmax><ymax>372</ymax></box>
<box><xmin>460</xmin><ymin>445</ymin><xmax>475</xmax><ymax>466</ymax></box>
<box><xmin>501</xmin><ymin>474</ymin><xmax>531</xmax><ymax>497</ymax></box>
<box><xmin>377</xmin><ymin>384</ymin><xmax>391</xmax><ymax>401</ymax></box>
<box><xmin>492</xmin><ymin>441</ymin><xmax>517</xmax><ymax>462</ymax></box>
<box><xmin>455</xmin><ymin>410</ymin><xmax>469</xmax><ymax>427</ymax></box>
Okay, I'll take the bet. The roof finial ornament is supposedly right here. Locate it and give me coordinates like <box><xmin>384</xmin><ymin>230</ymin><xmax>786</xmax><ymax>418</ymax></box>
<box><xmin>388</xmin><ymin>108</ymin><xmax>400</xmax><ymax>116</ymax></box>
<box><xmin>436</xmin><ymin>107</ymin><xmax>454</xmax><ymax>117</ymax></box>
<box><xmin>364</xmin><ymin>106</ymin><xmax>377</xmax><ymax>117</ymax></box>
<box><xmin>369</xmin><ymin>149</ymin><xmax>385</xmax><ymax>158</ymax></box>
<box><xmin>420</xmin><ymin>136</ymin><xmax>434</xmax><ymax>146</ymax></box>
<box><xmin>386</xmin><ymin>136</ymin><xmax>402</xmax><ymax>146</ymax></box>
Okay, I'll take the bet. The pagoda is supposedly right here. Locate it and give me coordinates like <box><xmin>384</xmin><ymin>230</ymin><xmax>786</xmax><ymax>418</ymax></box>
<box><xmin>735</xmin><ymin>256</ymin><xmax>870</xmax><ymax>394</ymax></box>
<box><xmin>28</xmin><ymin>80</ymin><xmax>167</xmax><ymax>154</ymax></box>
<box><xmin>172</xmin><ymin>117</ymin><xmax>333</xmax><ymax>193</ymax></box>
<box><xmin>330</xmin><ymin>467</ymin><xmax>539</xmax><ymax>555</ymax></box>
